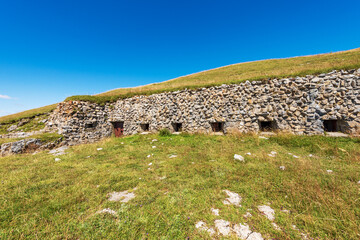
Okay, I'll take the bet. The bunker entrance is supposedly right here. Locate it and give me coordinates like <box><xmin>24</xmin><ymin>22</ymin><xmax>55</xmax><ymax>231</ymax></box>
<box><xmin>323</xmin><ymin>120</ymin><xmax>339</xmax><ymax>132</ymax></box>
<box><xmin>210</xmin><ymin>122</ymin><xmax>224</xmax><ymax>132</ymax></box>
<box><xmin>172</xmin><ymin>123</ymin><xmax>182</xmax><ymax>132</ymax></box>
<box><xmin>259</xmin><ymin>121</ymin><xmax>276</xmax><ymax>131</ymax></box>
<box><xmin>112</xmin><ymin>121</ymin><xmax>124</xmax><ymax>137</ymax></box>
<box><xmin>140</xmin><ymin>123</ymin><xmax>150</xmax><ymax>131</ymax></box>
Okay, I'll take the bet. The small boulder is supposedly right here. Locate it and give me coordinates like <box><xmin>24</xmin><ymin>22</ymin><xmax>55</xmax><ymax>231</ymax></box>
<box><xmin>234</xmin><ymin>154</ymin><xmax>244</xmax><ymax>162</ymax></box>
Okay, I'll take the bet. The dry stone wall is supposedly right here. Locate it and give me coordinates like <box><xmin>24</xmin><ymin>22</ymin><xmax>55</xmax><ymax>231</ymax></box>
<box><xmin>47</xmin><ymin>69</ymin><xmax>360</xmax><ymax>145</ymax></box>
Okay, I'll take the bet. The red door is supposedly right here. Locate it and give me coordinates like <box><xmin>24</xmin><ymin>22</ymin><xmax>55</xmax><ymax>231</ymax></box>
<box><xmin>113</xmin><ymin>122</ymin><xmax>124</xmax><ymax>137</ymax></box>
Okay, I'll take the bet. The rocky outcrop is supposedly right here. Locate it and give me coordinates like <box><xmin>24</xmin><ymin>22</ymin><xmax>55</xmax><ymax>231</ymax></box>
<box><xmin>0</xmin><ymin>137</ymin><xmax>62</xmax><ymax>157</ymax></box>
<box><xmin>47</xmin><ymin>69</ymin><xmax>360</xmax><ymax>145</ymax></box>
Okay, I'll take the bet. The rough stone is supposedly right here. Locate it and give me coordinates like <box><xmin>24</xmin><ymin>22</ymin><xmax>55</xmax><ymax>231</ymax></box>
<box><xmin>258</xmin><ymin>205</ymin><xmax>275</xmax><ymax>221</ymax></box>
<box><xmin>223</xmin><ymin>190</ymin><xmax>242</xmax><ymax>207</ymax></box>
<box><xmin>45</xmin><ymin>69</ymin><xmax>360</xmax><ymax>144</ymax></box>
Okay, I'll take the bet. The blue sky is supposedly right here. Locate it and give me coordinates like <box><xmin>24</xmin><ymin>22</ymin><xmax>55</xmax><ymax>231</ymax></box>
<box><xmin>0</xmin><ymin>0</ymin><xmax>359</xmax><ymax>116</ymax></box>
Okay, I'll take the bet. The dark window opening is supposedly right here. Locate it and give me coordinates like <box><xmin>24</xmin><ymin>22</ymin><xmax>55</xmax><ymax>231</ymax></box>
<box><xmin>323</xmin><ymin>120</ymin><xmax>338</xmax><ymax>132</ymax></box>
<box><xmin>259</xmin><ymin>121</ymin><xmax>275</xmax><ymax>131</ymax></box>
<box><xmin>210</xmin><ymin>122</ymin><xmax>224</xmax><ymax>132</ymax></box>
<box><xmin>172</xmin><ymin>123</ymin><xmax>182</xmax><ymax>132</ymax></box>
<box><xmin>85</xmin><ymin>123</ymin><xmax>96</xmax><ymax>129</ymax></box>
<box><xmin>112</xmin><ymin>121</ymin><xmax>124</xmax><ymax>137</ymax></box>
<box><xmin>140</xmin><ymin>123</ymin><xmax>150</xmax><ymax>131</ymax></box>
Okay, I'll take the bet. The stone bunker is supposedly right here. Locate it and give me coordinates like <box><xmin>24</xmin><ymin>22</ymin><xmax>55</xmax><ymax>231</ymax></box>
<box><xmin>46</xmin><ymin>69</ymin><xmax>360</xmax><ymax>145</ymax></box>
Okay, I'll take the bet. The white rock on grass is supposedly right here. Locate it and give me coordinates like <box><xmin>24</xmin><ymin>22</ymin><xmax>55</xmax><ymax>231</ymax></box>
<box><xmin>357</xmin><ymin>180</ymin><xmax>360</xmax><ymax>184</ymax></box>
<box><xmin>259</xmin><ymin>136</ymin><xmax>268</xmax><ymax>140</ymax></box>
<box><xmin>308</xmin><ymin>154</ymin><xmax>313</xmax><ymax>157</ymax></box>
<box><xmin>223</xmin><ymin>190</ymin><xmax>242</xmax><ymax>207</ymax></box>
<box><xmin>147</xmin><ymin>154</ymin><xmax>151</xmax><ymax>158</ymax></box>
<box><xmin>281</xmin><ymin>209</ymin><xmax>290</xmax><ymax>214</ymax></box>
<box><xmin>211</xmin><ymin>208</ymin><xmax>220</xmax><ymax>216</ymax></box>
<box><xmin>49</xmin><ymin>146</ymin><xmax>68</xmax><ymax>156</ymax></box>
<box><xmin>234</xmin><ymin>154</ymin><xmax>245</xmax><ymax>162</ymax></box>
<box><xmin>268</xmin><ymin>151</ymin><xmax>277</xmax><ymax>157</ymax></box>
<box><xmin>96</xmin><ymin>208</ymin><xmax>117</xmax><ymax>216</ymax></box>
<box><xmin>195</xmin><ymin>221</ymin><xmax>215</xmax><ymax>236</ymax></box>
<box><xmin>279</xmin><ymin>166</ymin><xmax>285</xmax><ymax>171</ymax></box>
<box><xmin>152</xmin><ymin>146</ymin><xmax>156</xmax><ymax>149</ymax></box>
<box><xmin>108</xmin><ymin>190</ymin><xmax>136</xmax><ymax>203</ymax></box>
<box><xmin>148</xmin><ymin>162</ymin><xmax>152</xmax><ymax>166</ymax></box>
<box><xmin>214</xmin><ymin>219</ymin><xmax>231</xmax><ymax>236</ymax></box>
<box><xmin>169</xmin><ymin>154</ymin><xmax>177</xmax><ymax>158</ymax></box>
<box><xmin>272</xmin><ymin>222</ymin><xmax>281</xmax><ymax>231</ymax></box>
<box><xmin>243</xmin><ymin>212</ymin><xmax>252</xmax><ymax>218</ymax></box>
<box><xmin>233</xmin><ymin>223</ymin><xmax>264</xmax><ymax>240</ymax></box>
<box><xmin>257</xmin><ymin>205</ymin><xmax>275</xmax><ymax>221</ymax></box>
<box><xmin>246</xmin><ymin>152</ymin><xmax>251</xmax><ymax>155</ymax></box>
<box><xmin>97</xmin><ymin>148</ymin><xmax>103</xmax><ymax>151</ymax></box>
<box><xmin>326</xmin><ymin>169</ymin><xmax>333</xmax><ymax>173</ymax></box>
<box><xmin>152</xmin><ymin>139</ymin><xmax>158</xmax><ymax>142</ymax></box>
<box><xmin>55</xmin><ymin>158</ymin><xmax>61</xmax><ymax>162</ymax></box>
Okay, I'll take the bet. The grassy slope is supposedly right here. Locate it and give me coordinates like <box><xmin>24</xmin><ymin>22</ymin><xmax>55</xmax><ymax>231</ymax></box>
<box><xmin>1</xmin><ymin>47</ymin><xmax>359</xmax><ymax>122</ymax></box>
<box><xmin>0</xmin><ymin>104</ymin><xmax>56</xmax><ymax>124</ymax></box>
<box><xmin>1</xmin><ymin>133</ymin><xmax>359</xmax><ymax>239</ymax></box>
<box><xmin>69</xmin><ymin>47</ymin><xmax>360</xmax><ymax>104</ymax></box>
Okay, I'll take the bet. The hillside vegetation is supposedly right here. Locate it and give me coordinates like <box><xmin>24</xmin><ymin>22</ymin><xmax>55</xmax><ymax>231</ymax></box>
<box><xmin>1</xmin><ymin>48</ymin><xmax>359</xmax><ymax>123</ymax></box>
<box><xmin>0</xmin><ymin>133</ymin><xmax>359</xmax><ymax>239</ymax></box>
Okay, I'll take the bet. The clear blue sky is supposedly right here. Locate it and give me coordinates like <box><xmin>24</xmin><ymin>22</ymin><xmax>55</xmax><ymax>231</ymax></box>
<box><xmin>0</xmin><ymin>0</ymin><xmax>359</xmax><ymax>116</ymax></box>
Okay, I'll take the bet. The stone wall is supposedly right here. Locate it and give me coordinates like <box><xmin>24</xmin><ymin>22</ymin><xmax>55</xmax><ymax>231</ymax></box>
<box><xmin>47</xmin><ymin>69</ymin><xmax>360</xmax><ymax>144</ymax></box>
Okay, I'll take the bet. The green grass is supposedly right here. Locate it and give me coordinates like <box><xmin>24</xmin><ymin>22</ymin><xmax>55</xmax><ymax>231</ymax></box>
<box><xmin>0</xmin><ymin>104</ymin><xmax>56</xmax><ymax>124</ymax></box>
<box><xmin>67</xmin><ymin>47</ymin><xmax>360</xmax><ymax>104</ymax></box>
<box><xmin>0</xmin><ymin>113</ymin><xmax>51</xmax><ymax>135</ymax></box>
<box><xmin>1</xmin><ymin>133</ymin><xmax>359</xmax><ymax>239</ymax></box>
<box><xmin>1</xmin><ymin>48</ymin><xmax>360</xmax><ymax>122</ymax></box>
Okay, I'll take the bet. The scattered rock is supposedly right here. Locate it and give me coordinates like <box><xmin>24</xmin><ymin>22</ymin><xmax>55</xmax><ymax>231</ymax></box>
<box><xmin>233</xmin><ymin>223</ymin><xmax>264</xmax><ymax>240</ymax></box>
<box><xmin>234</xmin><ymin>154</ymin><xmax>245</xmax><ymax>162</ymax></box>
<box><xmin>326</xmin><ymin>169</ymin><xmax>333</xmax><ymax>173</ymax></box>
<box><xmin>272</xmin><ymin>222</ymin><xmax>281</xmax><ymax>231</ymax></box>
<box><xmin>49</xmin><ymin>146</ymin><xmax>68</xmax><ymax>156</ymax></box>
<box><xmin>152</xmin><ymin>146</ymin><xmax>156</xmax><ymax>148</ymax></box>
<box><xmin>152</xmin><ymin>139</ymin><xmax>158</xmax><ymax>142</ymax></box>
<box><xmin>281</xmin><ymin>209</ymin><xmax>290</xmax><ymax>214</ymax></box>
<box><xmin>148</xmin><ymin>162</ymin><xmax>152</xmax><ymax>166</ymax></box>
<box><xmin>55</xmin><ymin>158</ymin><xmax>61</xmax><ymax>162</ymax></box>
<box><xmin>308</xmin><ymin>154</ymin><xmax>313</xmax><ymax>157</ymax></box>
<box><xmin>108</xmin><ymin>190</ymin><xmax>136</xmax><ymax>202</ymax></box>
<box><xmin>147</xmin><ymin>154</ymin><xmax>151</xmax><ymax>158</ymax></box>
<box><xmin>258</xmin><ymin>205</ymin><xmax>275</xmax><ymax>221</ymax></box>
<box><xmin>259</xmin><ymin>136</ymin><xmax>268</xmax><ymax>140</ymax></box>
<box><xmin>279</xmin><ymin>166</ymin><xmax>285</xmax><ymax>170</ymax></box>
<box><xmin>158</xmin><ymin>176</ymin><xmax>166</xmax><ymax>180</ymax></box>
<box><xmin>195</xmin><ymin>221</ymin><xmax>215</xmax><ymax>236</ymax></box>
<box><xmin>97</xmin><ymin>148</ymin><xmax>103</xmax><ymax>151</ymax></box>
<box><xmin>96</xmin><ymin>208</ymin><xmax>117</xmax><ymax>216</ymax></box>
<box><xmin>268</xmin><ymin>151</ymin><xmax>277</xmax><ymax>157</ymax></box>
<box><xmin>357</xmin><ymin>180</ymin><xmax>360</xmax><ymax>184</ymax></box>
<box><xmin>7</xmin><ymin>124</ymin><xmax>17</xmax><ymax>132</ymax></box>
<box><xmin>246</xmin><ymin>152</ymin><xmax>251</xmax><ymax>155</ymax></box>
<box><xmin>169</xmin><ymin>154</ymin><xmax>177</xmax><ymax>158</ymax></box>
<box><xmin>214</xmin><ymin>219</ymin><xmax>231</xmax><ymax>236</ymax></box>
<box><xmin>243</xmin><ymin>212</ymin><xmax>252</xmax><ymax>218</ymax></box>
<box><xmin>223</xmin><ymin>190</ymin><xmax>242</xmax><ymax>207</ymax></box>
<box><xmin>211</xmin><ymin>208</ymin><xmax>220</xmax><ymax>216</ymax></box>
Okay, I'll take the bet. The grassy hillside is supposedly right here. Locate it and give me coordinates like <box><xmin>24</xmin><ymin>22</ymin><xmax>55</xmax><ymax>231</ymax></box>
<box><xmin>0</xmin><ymin>104</ymin><xmax>56</xmax><ymax>124</ymax></box>
<box><xmin>1</xmin><ymin>133</ymin><xmax>359</xmax><ymax>239</ymax></box>
<box><xmin>1</xmin><ymin>48</ymin><xmax>359</xmax><ymax>122</ymax></box>
<box><xmin>68</xmin><ymin>47</ymin><xmax>360</xmax><ymax>104</ymax></box>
